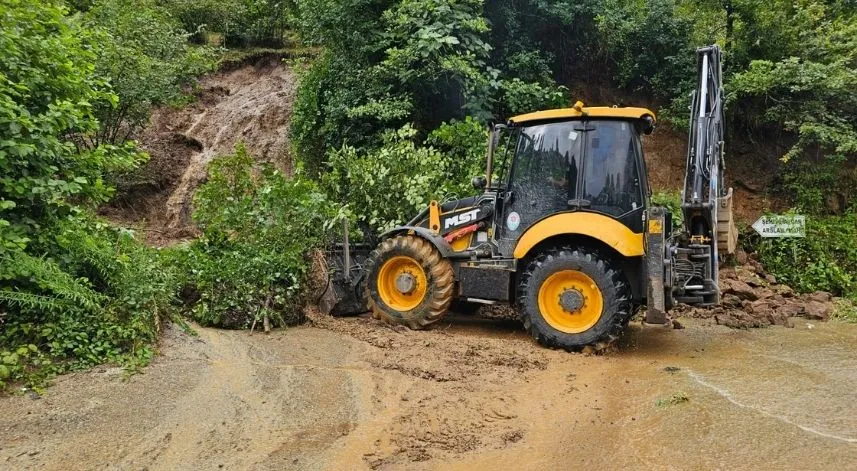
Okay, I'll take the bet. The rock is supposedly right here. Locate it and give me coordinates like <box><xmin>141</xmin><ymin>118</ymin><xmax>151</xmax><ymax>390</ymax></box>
<box><xmin>764</xmin><ymin>274</ymin><xmax>777</xmax><ymax>284</ymax></box>
<box><xmin>750</xmin><ymin>260</ymin><xmax>765</xmax><ymax>273</ymax></box>
<box><xmin>809</xmin><ymin>291</ymin><xmax>833</xmax><ymax>303</ymax></box>
<box><xmin>804</xmin><ymin>301</ymin><xmax>831</xmax><ymax>321</ymax></box>
<box><xmin>734</xmin><ymin>249</ymin><xmax>749</xmax><ymax>265</ymax></box>
<box><xmin>672</xmin><ymin>319</ymin><xmax>685</xmax><ymax>330</ymax></box>
<box><xmin>756</xmin><ymin>288</ymin><xmax>774</xmax><ymax>299</ymax></box>
<box><xmin>745</xmin><ymin>276</ymin><xmax>767</xmax><ymax>288</ymax></box>
<box><xmin>726</xmin><ymin>279</ymin><xmax>758</xmax><ymax>300</ymax></box>
<box><xmin>749</xmin><ymin>300</ymin><xmax>774</xmax><ymax>317</ymax></box>
<box><xmin>777</xmin><ymin>300</ymin><xmax>805</xmax><ymax>317</ymax></box>
<box><xmin>722</xmin><ymin>293</ymin><xmax>742</xmax><ymax>308</ymax></box>
<box><xmin>772</xmin><ymin>284</ymin><xmax>795</xmax><ymax>298</ymax></box>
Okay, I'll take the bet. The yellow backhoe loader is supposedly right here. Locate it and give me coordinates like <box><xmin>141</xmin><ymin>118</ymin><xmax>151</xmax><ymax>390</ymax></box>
<box><xmin>321</xmin><ymin>45</ymin><xmax>737</xmax><ymax>350</ymax></box>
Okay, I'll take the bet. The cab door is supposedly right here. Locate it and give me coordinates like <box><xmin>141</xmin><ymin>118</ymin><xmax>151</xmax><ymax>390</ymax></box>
<box><xmin>498</xmin><ymin>120</ymin><xmax>584</xmax><ymax>243</ymax></box>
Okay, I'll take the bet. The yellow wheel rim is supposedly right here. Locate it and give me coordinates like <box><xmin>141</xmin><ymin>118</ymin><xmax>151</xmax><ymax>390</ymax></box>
<box><xmin>537</xmin><ymin>270</ymin><xmax>603</xmax><ymax>333</ymax></box>
<box><xmin>376</xmin><ymin>256</ymin><xmax>428</xmax><ymax>311</ymax></box>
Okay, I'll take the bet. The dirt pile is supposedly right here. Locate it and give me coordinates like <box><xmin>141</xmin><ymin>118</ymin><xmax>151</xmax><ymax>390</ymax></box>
<box><xmin>675</xmin><ymin>256</ymin><xmax>837</xmax><ymax>328</ymax></box>
<box><xmin>102</xmin><ymin>55</ymin><xmax>296</xmax><ymax>244</ymax></box>
<box><xmin>306</xmin><ymin>308</ymin><xmax>554</xmax><ymax>467</ymax></box>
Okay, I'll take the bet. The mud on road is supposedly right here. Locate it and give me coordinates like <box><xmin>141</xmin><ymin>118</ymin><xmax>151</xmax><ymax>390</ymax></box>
<box><xmin>2</xmin><ymin>313</ymin><xmax>857</xmax><ymax>470</ymax></box>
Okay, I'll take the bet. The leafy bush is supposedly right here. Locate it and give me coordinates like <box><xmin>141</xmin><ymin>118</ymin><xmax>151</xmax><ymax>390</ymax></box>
<box><xmin>322</xmin><ymin>125</ymin><xmax>483</xmax><ymax>236</ymax></box>
<box><xmin>0</xmin><ymin>0</ymin><xmax>179</xmax><ymax>389</ymax></box>
<box><xmin>162</xmin><ymin>0</ymin><xmax>291</xmax><ymax>47</ymax></box>
<box><xmin>0</xmin><ymin>0</ymin><xmax>141</xmax><ymax>245</ymax></box>
<box><xmin>426</xmin><ymin>116</ymin><xmax>488</xmax><ymax>168</ymax></box>
<box><xmin>650</xmin><ymin>190</ymin><xmax>683</xmax><ymax>227</ymax></box>
<box><xmin>1</xmin><ymin>214</ymin><xmax>178</xmax><ymax>388</ymax></box>
<box><xmin>180</xmin><ymin>145</ymin><xmax>341</xmax><ymax>328</ymax></box>
<box><xmin>84</xmin><ymin>0</ymin><xmax>217</xmax><ymax>146</ymax></box>
<box><xmin>754</xmin><ymin>212</ymin><xmax>857</xmax><ymax>299</ymax></box>
<box><xmin>499</xmin><ymin>78</ymin><xmax>568</xmax><ymax>116</ymax></box>
<box><xmin>727</xmin><ymin>2</ymin><xmax>857</xmax><ymax>212</ymax></box>
<box><xmin>595</xmin><ymin>0</ymin><xmax>694</xmax><ymax>100</ymax></box>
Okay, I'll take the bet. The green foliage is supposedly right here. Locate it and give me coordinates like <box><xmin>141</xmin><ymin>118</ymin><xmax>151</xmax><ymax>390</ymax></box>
<box><xmin>180</xmin><ymin>145</ymin><xmax>340</xmax><ymax>328</ymax></box>
<box><xmin>291</xmin><ymin>0</ymin><xmax>567</xmax><ymax>174</ymax></box>
<box><xmin>833</xmin><ymin>299</ymin><xmax>857</xmax><ymax>323</ymax></box>
<box><xmin>655</xmin><ymin>391</ymin><xmax>690</xmax><ymax>408</ymax></box>
<box><xmin>426</xmin><ymin>116</ymin><xmax>488</xmax><ymax>167</ymax></box>
<box><xmin>596</xmin><ymin>0</ymin><xmax>695</xmax><ymax>100</ymax></box>
<box><xmin>323</xmin><ymin>124</ymin><xmax>482</xmax><ymax>235</ymax></box>
<box><xmin>727</xmin><ymin>2</ymin><xmax>857</xmax><ymax>212</ymax></box>
<box><xmin>0</xmin><ymin>0</ymin><xmax>179</xmax><ymax>390</ymax></box>
<box><xmin>162</xmin><ymin>0</ymin><xmax>291</xmax><ymax>47</ymax></box>
<box><xmin>323</xmin><ymin>126</ymin><xmax>444</xmax><ymax>233</ymax></box>
<box><xmin>499</xmin><ymin>78</ymin><xmax>568</xmax><ymax>116</ymax></box>
<box><xmin>0</xmin><ymin>0</ymin><xmax>140</xmax><ymax>249</ymax></box>
<box><xmin>754</xmin><ymin>212</ymin><xmax>857</xmax><ymax>299</ymax></box>
<box><xmin>650</xmin><ymin>190</ymin><xmax>683</xmax><ymax>227</ymax></box>
<box><xmin>0</xmin><ymin>214</ymin><xmax>177</xmax><ymax>389</ymax></box>
<box><xmin>84</xmin><ymin>0</ymin><xmax>217</xmax><ymax>146</ymax></box>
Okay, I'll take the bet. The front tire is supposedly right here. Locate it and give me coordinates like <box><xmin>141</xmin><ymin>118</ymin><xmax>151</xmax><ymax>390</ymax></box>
<box><xmin>517</xmin><ymin>247</ymin><xmax>631</xmax><ymax>351</ymax></box>
<box><xmin>365</xmin><ymin>235</ymin><xmax>454</xmax><ymax>329</ymax></box>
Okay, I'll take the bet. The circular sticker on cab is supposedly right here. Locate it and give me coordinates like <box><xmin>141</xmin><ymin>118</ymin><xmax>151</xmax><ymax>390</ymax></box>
<box><xmin>506</xmin><ymin>211</ymin><xmax>521</xmax><ymax>231</ymax></box>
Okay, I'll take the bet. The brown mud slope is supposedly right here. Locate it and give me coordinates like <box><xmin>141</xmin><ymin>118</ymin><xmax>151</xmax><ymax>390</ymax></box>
<box><xmin>3</xmin><ymin>315</ymin><xmax>857</xmax><ymax>470</ymax></box>
<box><xmin>102</xmin><ymin>55</ymin><xmax>296</xmax><ymax>244</ymax></box>
<box><xmin>642</xmin><ymin>124</ymin><xmax>786</xmax><ymax>222</ymax></box>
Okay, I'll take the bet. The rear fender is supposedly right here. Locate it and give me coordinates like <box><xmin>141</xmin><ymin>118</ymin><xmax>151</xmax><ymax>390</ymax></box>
<box><xmin>379</xmin><ymin>226</ymin><xmax>455</xmax><ymax>258</ymax></box>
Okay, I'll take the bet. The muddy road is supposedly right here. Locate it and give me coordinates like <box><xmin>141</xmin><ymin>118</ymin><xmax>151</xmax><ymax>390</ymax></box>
<box><xmin>2</xmin><ymin>314</ymin><xmax>857</xmax><ymax>470</ymax></box>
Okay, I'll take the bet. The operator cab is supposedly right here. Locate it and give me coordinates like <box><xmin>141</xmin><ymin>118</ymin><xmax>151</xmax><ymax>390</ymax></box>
<box><xmin>485</xmin><ymin>102</ymin><xmax>656</xmax><ymax>252</ymax></box>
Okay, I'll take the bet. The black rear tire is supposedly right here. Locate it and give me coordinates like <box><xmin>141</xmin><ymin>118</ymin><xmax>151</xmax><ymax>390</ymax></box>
<box><xmin>365</xmin><ymin>235</ymin><xmax>454</xmax><ymax>329</ymax></box>
<box><xmin>517</xmin><ymin>246</ymin><xmax>632</xmax><ymax>351</ymax></box>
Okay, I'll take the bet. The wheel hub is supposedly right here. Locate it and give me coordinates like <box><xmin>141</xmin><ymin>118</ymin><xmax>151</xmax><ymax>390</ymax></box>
<box><xmin>559</xmin><ymin>289</ymin><xmax>584</xmax><ymax>312</ymax></box>
<box><xmin>395</xmin><ymin>272</ymin><xmax>416</xmax><ymax>294</ymax></box>
<box><xmin>537</xmin><ymin>269</ymin><xmax>604</xmax><ymax>334</ymax></box>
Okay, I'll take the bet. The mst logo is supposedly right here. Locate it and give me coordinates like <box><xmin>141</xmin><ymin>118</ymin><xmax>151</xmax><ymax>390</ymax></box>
<box><xmin>443</xmin><ymin>209</ymin><xmax>480</xmax><ymax>230</ymax></box>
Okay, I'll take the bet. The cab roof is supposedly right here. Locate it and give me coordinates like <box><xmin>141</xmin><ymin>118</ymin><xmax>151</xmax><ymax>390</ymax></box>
<box><xmin>509</xmin><ymin>101</ymin><xmax>656</xmax><ymax>125</ymax></box>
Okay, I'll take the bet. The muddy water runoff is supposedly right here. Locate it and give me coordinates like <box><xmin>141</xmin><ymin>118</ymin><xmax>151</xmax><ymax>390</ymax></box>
<box><xmin>431</xmin><ymin>317</ymin><xmax>857</xmax><ymax>470</ymax></box>
<box><xmin>2</xmin><ymin>317</ymin><xmax>856</xmax><ymax>470</ymax></box>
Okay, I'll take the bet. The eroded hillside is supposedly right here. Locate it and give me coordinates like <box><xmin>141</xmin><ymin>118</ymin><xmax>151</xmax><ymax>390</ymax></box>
<box><xmin>102</xmin><ymin>55</ymin><xmax>296</xmax><ymax>244</ymax></box>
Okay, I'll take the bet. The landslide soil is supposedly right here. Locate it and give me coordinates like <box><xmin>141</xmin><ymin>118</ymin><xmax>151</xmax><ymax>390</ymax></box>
<box><xmin>101</xmin><ymin>54</ymin><xmax>296</xmax><ymax>245</ymax></box>
<box><xmin>3</xmin><ymin>314</ymin><xmax>857</xmax><ymax>470</ymax></box>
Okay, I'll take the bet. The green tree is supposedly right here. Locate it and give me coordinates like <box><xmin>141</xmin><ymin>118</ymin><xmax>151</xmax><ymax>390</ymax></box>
<box><xmin>184</xmin><ymin>145</ymin><xmax>342</xmax><ymax>328</ymax></box>
<box><xmin>84</xmin><ymin>0</ymin><xmax>216</xmax><ymax>146</ymax></box>
<box><xmin>0</xmin><ymin>0</ymin><xmax>138</xmax><ymax>249</ymax></box>
<box><xmin>0</xmin><ymin>0</ymin><xmax>178</xmax><ymax>389</ymax></box>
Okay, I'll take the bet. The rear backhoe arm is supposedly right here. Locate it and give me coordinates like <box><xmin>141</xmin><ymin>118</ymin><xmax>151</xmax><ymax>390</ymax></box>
<box><xmin>647</xmin><ymin>45</ymin><xmax>737</xmax><ymax>323</ymax></box>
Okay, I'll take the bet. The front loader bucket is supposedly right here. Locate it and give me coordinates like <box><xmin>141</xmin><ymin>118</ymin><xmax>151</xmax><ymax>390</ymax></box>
<box><xmin>318</xmin><ymin>243</ymin><xmax>371</xmax><ymax>316</ymax></box>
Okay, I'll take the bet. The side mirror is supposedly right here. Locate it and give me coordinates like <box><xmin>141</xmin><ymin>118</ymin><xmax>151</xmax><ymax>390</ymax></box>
<box><xmin>642</xmin><ymin>115</ymin><xmax>655</xmax><ymax>135</ymax></box>
<box><xmin>472</xmin><ymin>175</ymin><xmax>487</xmax><ymax>190</ymax></box>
